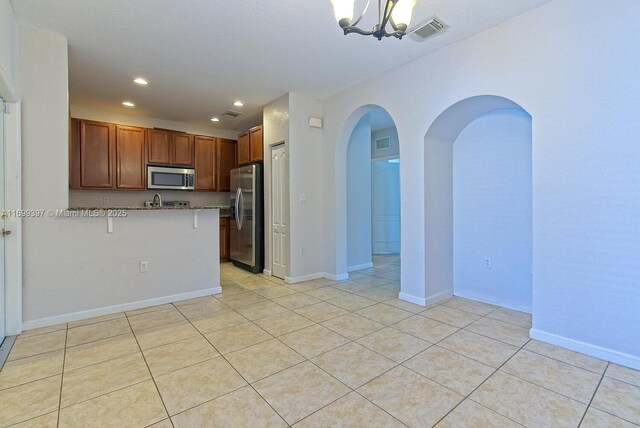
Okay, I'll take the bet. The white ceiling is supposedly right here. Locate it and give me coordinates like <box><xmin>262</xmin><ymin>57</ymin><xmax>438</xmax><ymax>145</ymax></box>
<box><xmin>11</xmin><ymin>0</ymin><xmax>551</xmax><ymax>131</ymax></box>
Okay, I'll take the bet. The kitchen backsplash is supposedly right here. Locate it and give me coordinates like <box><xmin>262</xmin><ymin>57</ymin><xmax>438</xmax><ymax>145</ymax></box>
<box><xmin>69</xmin><ymin>190</ymin><xmax>231</xmax><ymax>208</ymax></box>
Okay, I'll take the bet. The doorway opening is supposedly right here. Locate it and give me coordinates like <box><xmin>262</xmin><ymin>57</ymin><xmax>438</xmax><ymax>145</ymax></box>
<box><xmin>345</xmin><ymin>106</ymin><xmax>401</xmax><ymax>280</ymax></box>
<box><xmin>271</xmin><ymin>143</ymin><xmax>289</xmax><ymax>279</ymax></box>
<box><xmin>424</xmin><ymin>95</ymin><xmax>532</xmax><ymax>312</ymax></box>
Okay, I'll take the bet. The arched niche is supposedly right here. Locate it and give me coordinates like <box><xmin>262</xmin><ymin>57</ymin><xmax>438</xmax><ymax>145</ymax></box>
<box><xmin>424</xmin><ymin>95</ymin><xmax>532</xmax><ymax>310</ymax></box>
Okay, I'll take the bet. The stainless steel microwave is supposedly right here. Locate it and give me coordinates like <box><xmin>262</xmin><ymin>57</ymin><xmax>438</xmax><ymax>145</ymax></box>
<box><xmin>147</xmin><ymin>166</ymin><xmax>195</xmax><ymax>190</ymax></box>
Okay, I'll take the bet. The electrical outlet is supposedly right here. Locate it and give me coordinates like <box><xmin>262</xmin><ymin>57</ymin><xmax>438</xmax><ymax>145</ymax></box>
<box><xmin>484</xmin><ymin>258</ymin><xmax>492</xmax><ymax>269</ymax></box>
<box><xmin>300</xmin><ymin>247</ymin><xmax>305</xmax><ymax>255</ymax></box>
<box><xmin>103</xmin><ymin>197</ymin><xmax>109</xmax><ymax>205</ymax></box>
<box><xmin>140</xmin><ymin>261</ymin><xmax>149</xmax><ymax>273</ymax></box>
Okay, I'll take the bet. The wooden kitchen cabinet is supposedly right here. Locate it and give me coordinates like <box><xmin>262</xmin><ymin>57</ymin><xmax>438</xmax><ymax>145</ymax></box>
<box><xmin>219</xmin><ymin>217</ymin><xmax>230</xmax><ymax>261</ymax></box>
<box><xmin>237</xmin><ymin>125</ymin><xmax>263</xmax><ymax>166</ymax></box>
<box><xmin>172</xmin><ymin>132</ymin><xmax>194</xmax><ymax>166</ymax></box>
<box><xmin>147</xmin><ymin>129</ymin><xmax>194</xmax><ymax>167</ymax></box>
<box><xmin>80</xmin><ymin>120</ymin><xmax>116</xmax><ymax>188</ymax></box>
<box><xmin>237</xmin><ymin>131</ymin><xmax>250</xmax><ymax>166</ymax></box>
<box><xmin>116</xmin><ymin>125</ymin><xmax>146</xmax><ymax>189</ymax></box>
<box><xmin>194</xmin><ymin>136</ymin><xmax>216</xmax><ymax>191</ymax></box>
<box><xmin>69</xmin><ymin>118</ymin><xmax>81</xmax><ymax>189</ymax></box>
<box><xmin>249</xmin><ymin>125</ymin><xmax>263</xmax><ymax>163</ymax></box>
<box><xmin>216</xmin><ymin>138</ymin><xmax>237</xmax><ymax>192</ymax></box>
<box><xmin>147</xmin><ymin>129</ymin><xmax>171</xmax><ymax>164</ymax></box>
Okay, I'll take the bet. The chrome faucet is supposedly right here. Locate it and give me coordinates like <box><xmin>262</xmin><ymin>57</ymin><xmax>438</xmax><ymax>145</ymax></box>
<box><xmin>152</xmin><ymin>193</ymin><xmax>162</xmax><ymax>208</ymax></box>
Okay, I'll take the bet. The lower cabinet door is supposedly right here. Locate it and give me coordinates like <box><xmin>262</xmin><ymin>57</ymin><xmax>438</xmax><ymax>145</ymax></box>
<box><xmin>220</xmin><ymin>217</ymin><xmax>230</xmax><ymax>261</ymax></box>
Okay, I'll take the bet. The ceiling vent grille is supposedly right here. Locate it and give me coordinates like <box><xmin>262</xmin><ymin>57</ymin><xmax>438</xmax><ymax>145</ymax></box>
<box><xmin>408</xmin><ymin>17</ymin><xmax>447</xmax><ymax>42</ymax></box>
<box><xmin>222</xmin><ymin>110</ymin><xmax>242</xmax><ymax>118</ymax></box>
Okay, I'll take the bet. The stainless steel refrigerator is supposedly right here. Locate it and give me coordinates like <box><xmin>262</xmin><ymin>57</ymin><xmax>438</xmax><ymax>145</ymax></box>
<box><xmin>230</xmin><ymin>164</ymin><xmax>264</xmax><ymax>273</ymax></box>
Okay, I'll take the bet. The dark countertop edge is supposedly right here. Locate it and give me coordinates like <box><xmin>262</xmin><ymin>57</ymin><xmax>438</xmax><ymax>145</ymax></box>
<box><xmin>66</xmin><ymin>206</ymin><xmax>230</xmax><ymax>212</ymax></box>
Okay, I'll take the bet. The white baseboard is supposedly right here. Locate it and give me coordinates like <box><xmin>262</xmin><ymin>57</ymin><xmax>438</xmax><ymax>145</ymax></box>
<box><xmin>263</xmin><ymin>269</ymin><xmax>272</xmax><ymax>276</ymax></box>
<box><xmin>399</xmin><ymin>293</ymin><xmax>426</xmax><ymax>307</ymax></box>
<box><xmin>22</xmin><ymin>287</ymin><xmax>222</xmax><ymax>331</ymax></box>
<box><xmin>426</xmin><ymin>289</ymin><xmax>454</xmax><ymax>306</ymax></box>
<box><xmin>454</xmin><ymin>290</ymin><xmax>532</xmax><ymax>314</ymax></box>
<box><xmin>325</xmin><ymin>272</ymin><xmax>349</xmax><ymax>281</ymax></box>
<box><xmin>530</xmin><ymin>328</ymin><xmax>640</xmax><ymax>371</ymax></box>
<box><xmin>285</xmin><ymin>272</ymin><xmax>324</xmax><ymax>284</ymax></box>
<box><xmin>347</xmin><ymin>263</ymin><xmax>373</xmax><ymax>272</ymax></box>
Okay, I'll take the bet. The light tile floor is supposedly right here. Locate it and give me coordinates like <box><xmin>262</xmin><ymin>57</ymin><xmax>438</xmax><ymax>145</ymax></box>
<box><xmin>1</xmin><ymin>256</ymin><xmax>639</xmax><ymax>427</ymax></box>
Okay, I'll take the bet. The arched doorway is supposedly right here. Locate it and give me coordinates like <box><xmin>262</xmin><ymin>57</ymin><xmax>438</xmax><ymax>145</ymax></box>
<box><xmin>336</xmin><ymin>105</ymin><xmax>401</xmax><ymax>286</ymax></box>
<box><xmin>424</xmin><ymin>95</ymin><xmax>532</xmax><ymax>312</ymax></box>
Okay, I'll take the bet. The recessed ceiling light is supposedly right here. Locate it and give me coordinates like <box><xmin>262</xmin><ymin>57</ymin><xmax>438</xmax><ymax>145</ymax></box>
<box><xmin>211</xmin><ymin>117</ymin><xmax>220</xmax><ymax>122</ymax></box>
<box><xmin>133</xmin><ymin>77</ymin><xmax>148</xmax><ymax>86</ymax></box>
<box><xmin>233</xmin><ymin>101</ymin><xmax>244</xmax><ymax>107</ymax></box>
<box><xmin>122</xmin><ymin>101</ymin><xmax>135</xmax><ymax>108</ymax></box>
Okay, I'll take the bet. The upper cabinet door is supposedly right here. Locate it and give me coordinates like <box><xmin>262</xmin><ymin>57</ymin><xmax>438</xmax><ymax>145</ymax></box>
<box><xmin>116</xmin><ymin>125</ymin><xmax>146</xmax><ymax>189</ymax></box>
<box><xmin>147</xmin><ymin>129</ymin><xmax>171</xmax><ymax>165</ymax></box>
<box><xmin>194</xmin><ymin>136</ymin><xmax>216</xmax><ymax>191</ymax></box>
<box><xmin>172</xmin><ymin>133</ymin><xmax>194</xmax><ymax>166</ymax></box>
<box><xmin>237</xmin><ymin>131</ymin><xmax>250</xmax><ymax>166</ymax></box>
<box><xmin>216</xmin><ymin>138</ymin><xmax>237</xmax><ymax>192</ymax></box>
<box><xmin>249</xmin><ymin>125</ymin><xmax>263</xmax><ymax>163</ymax></box>
<box><xmin>80</xmin><ymin>120</ymin><xmax>115</xmax><ymax>188</ymax></box>
<box><xmin>69</xmin><ymin>118</ymin><xmax>81</xmax><ymax>189</ymax></box>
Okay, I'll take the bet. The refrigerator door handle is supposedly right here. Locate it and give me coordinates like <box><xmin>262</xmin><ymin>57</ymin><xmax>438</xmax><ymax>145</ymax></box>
<box><xmin>238</xmin><ymin>188</ymin><xmax>244</xmax><ymax>231</ymax></box>
<box><xmin>234</xmin><ymin>187</ymin><xmax>242</xmax><ymax>230</ymax></box>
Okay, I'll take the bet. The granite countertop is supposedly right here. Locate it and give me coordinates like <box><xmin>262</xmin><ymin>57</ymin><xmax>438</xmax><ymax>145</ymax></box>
<box><xmin>66</xmin><ymin>206</ymin><xmax>231</xmax><ymax>214</ymax></box>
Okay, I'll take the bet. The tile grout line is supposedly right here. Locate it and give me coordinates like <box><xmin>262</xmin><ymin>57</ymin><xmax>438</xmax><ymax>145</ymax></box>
<box><xmin>176</xmin><ymin>302</ymin><xmax>292</xmax><ymax>427</ymax></box>
<box><xmin>577</xmin><ymin>361</ymin><xmax>609</xmax><ymax>427</ymax></box>
<box><xmin>56</xmin><ymin>323</ymin><xmax>69</xmax><ymax>428</ymax></box>
<box><xmin>429</xmin><ymin>336</ymin><xmax>532</xmax><ymax>427</ymax></box>
<box><xmin>123</xmin><ymin>310</ymin><xmax>172</xmax><ymax>424</ymax></box>
<box><xmin>199</xmin><ymin>271</ymin><xmax>406</xmax><ymax>426</ymax></box>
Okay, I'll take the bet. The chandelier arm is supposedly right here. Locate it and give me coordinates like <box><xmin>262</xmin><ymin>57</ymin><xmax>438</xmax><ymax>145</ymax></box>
<box><xmin>389</xmin><ymin>14</ymin><xmax>399</xmax><ymax>31</ymax></box>
<box><xmin>383</xmin><ymin>30</ymin><xmax>406</xmax><ymax>38</ymax></box>
<box><xmin>343</xmin><ymin>26</ymin><xmax>375</xmax><ymax>36</ymax></box>
<box><xmin>380</xmin><ymin>0</ymin><xmax>398</xmax><ymax>31</ymax></box>
<box><xmin>350</xmin><ymin>0</ymin><xmax>371</xmax><ymax>28</ymax></box>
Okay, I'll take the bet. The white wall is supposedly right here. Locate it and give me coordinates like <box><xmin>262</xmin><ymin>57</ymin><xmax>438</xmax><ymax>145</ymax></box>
<box><xmin>346</xmin><ymin>115</ymin><xmax>372</xmax><ymax>270</ymax></box>
<box><xmin>263</xmin><ymin>94</ymin><xmax>289</xmax><ymax>277</ymax></box>
<box><xmin>453</xmin><ymin>109</ymin><xmax>532</xmax><ymax>311</ymax></box>
<box><xmin>320</xmin><ymin>0</ymin><xmax>640</xmax><ymax>368</ymax></box>
<box><xmin>18</xmin><ymin>27</ymin><xmax>220</xmax><ymax>327</ymax></box>
<box><xmin>70</xmin><ymin>105</ymin><xmax>238</xmax><ymax>140</ymax></box>
<box><xmin>288</xmin><ymin>93</ymin><xmax>324</xmax><ymax>281</ymax></box>
<box><xmin>372</xmin><ymin>159</ymin><xmax>400</xmax><ymax>255</ymax></box>
<box><xmin>0</xmin><ymin>0</ymin><xmax>17</xmax><ymax>88</ymax></box>
<box><xmin>371</xmin><ymin>126</ymin><xmax>399</xmax><ymax>160</ymax></box>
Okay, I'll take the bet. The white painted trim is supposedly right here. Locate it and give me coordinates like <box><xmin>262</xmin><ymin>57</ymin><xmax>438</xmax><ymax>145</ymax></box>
<box><xmin>262</xmin><ymin>269</ymin><xmax>272</xmax><ymax>276</ymax></box>
<box><xmin>530</xmin><ymin>328</ymin><xmax>640</xmax><ymax>371</ymax></box>
<box><xmin>323</xmin><ymin>272</ymin><xmax>349</xmax><ymax>281</ymax></box>
<box><xmin>454</xmin><ymin>290</ymin><xmax>532</xmax><ymax>314</ymax></box>
<box><xmin>285</xmin><ymin>272</ymin><xmax>324</xmax><ymax>284</ymax></box>
<box><xmin>347</xmin><ymin>262</ymin><xmax>373</xmax><ymax>272</ymax></box>
<box><xmin>22</xmin><ymin>287</ymin><xmax>221</xmax><ymax>331</ymax></box>
<box><xmin>425</xmin><ymin>289</ymin><xmax>454</xmax><ymax>306</ymax></box>
<box><xmin>399</xmin><ymin>292</ymin><xmax>426</xmax><ymax>307</ymax></box>
<box><xmin>4</xmin><ymin>101</ymin><xmax>21</xmax><ymax>336</ymax></box>
<box><xmin>0</xmin><ymin>63</ymin><xmax>18</xmax><ymax>102</ymax></box>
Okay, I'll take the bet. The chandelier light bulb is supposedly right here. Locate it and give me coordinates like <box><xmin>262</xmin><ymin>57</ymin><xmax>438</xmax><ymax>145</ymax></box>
<box><xmin>391</xmin><ymin>0</ymin><xmax>416</xmax><ymax>27</ymax></box>
<box><xmin>331</xmin><ymin>0</ymin><xmax>355</xmax><ymax>24</ymax></box>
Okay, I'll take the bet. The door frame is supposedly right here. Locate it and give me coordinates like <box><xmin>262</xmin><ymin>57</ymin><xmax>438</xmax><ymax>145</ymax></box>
<box><xmin>1</xmin><ymin>72</ymin><xmax>23</xmax><ymax>336</ymax></box>
<box><xmin>270</xmin><ymin>142</ymin><xmax>288</xmax><ymax>279</ymax></box>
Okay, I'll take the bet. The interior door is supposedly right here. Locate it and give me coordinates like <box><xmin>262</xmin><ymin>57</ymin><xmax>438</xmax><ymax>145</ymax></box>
<box><xmin>0</xmin><ymin>99</ymin><xmax>6</xmax><ymax>343</ymax></box>
<box><xmin>271</xmin><ymin>144</ymin><xmax>289</xmax><ymax>279</ymax></box>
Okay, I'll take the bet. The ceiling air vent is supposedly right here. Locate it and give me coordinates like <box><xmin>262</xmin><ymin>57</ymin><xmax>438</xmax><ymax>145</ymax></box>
<box><xmin>408</xmin><ymin>17</ymin><xmax>447</xmax><ymax>42</ymax></box>
<box><xmin>222</xmin><ymin>110</ymin><xmax>242</xmax><ymax>118</ymax></box>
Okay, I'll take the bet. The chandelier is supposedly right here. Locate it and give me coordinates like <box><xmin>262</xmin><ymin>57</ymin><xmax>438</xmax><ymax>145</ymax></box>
<box><xmin>330</xmin><ymin>0</ymin><xmax>417</xmax><ymax>40</ymax></box>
